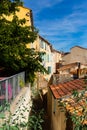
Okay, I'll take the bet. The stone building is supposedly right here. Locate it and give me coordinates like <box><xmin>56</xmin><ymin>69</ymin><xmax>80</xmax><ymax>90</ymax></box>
<box><xmin>62</xmin><ymin>46</ymin><xmax>87</xmax><ymax>65</ymax></box>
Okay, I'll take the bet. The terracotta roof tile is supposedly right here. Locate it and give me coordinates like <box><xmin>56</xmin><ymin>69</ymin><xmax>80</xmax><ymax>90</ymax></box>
<box><xmin>61</xmin><ymin>93</ymin><xmax>87</xmax><ymax>124</ymax></box>
<box><xmin>50</xmin><ymin>78</ymin><xmax>87</xmax><ymax>99</ymax></box>
<box><xmin>50</xmin><ymin>78</ymin><xmax>87</xmax><ymax>125</ymax></box>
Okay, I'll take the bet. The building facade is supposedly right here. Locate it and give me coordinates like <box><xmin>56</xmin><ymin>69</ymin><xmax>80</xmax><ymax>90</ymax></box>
<box><xmin>6</xmin><ymin>5</ymin><xmax>62</xmax><ymax>81</ymax></box>
<box><xmin>39</xmin><ymin>36</ymin><xmax>62</xmax><ymax>80</ymax></box>
<box><xmin>48</xmin><ymin>78</ymin><xmax>87</xmax><ymax>130</ymax></box>
<box><xmin>62</xmin><ymin>46</ymin><xmax>87</xmax><ymax>65</ymax></box>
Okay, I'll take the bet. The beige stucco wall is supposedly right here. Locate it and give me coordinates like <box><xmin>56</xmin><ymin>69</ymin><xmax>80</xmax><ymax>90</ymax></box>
<box><xmin>51</xmin><ymin>97</ymin><xmax>66</xmax><ymax>130</ymax></box>
<box><xmin>31</xmin><ymin>34</ymin><xmax>40</xmax><ymax>50</ymax></box>
<box><xmin>47</xmin><ymin>88</ymin><xmax>66</xmax><ymax>130</ymax></box>
<box><xmin>39</xmin><ymin>37</ymin><xmax>53</xmax><ymax>80</ymax></box>
<box><xmin>62</xmin><ymin>53</ymin><xmax>71</xmax><ymax>65</ymax></box>
<box><xmin>44</xmin><ymin>51</ymin><xmax>62</xmax><ymax>81</ymax></box>
<box><xmin>52</xmin><ymin>51</ymin><xmax>62</xmax><ymax>74</ymax></box>
<box><xmin>39</xmin><ymin>36</ymin><xmax>62</xmax><ymax>81</ymax></box>
<box><xmin>63</xmin><ymin>46</ymin><xmax>87</xmax><ymax>65</ymax></box>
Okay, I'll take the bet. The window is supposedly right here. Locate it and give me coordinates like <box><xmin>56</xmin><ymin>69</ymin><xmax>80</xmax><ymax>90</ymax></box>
<box><xmin>44</xmin><ymin>42</ymin><xmax>47</xmax><ymax>50</ymax></box>
<box><xmin>48</xmin><ymin>66</ymin><xmax>51</xmax><ymax>74</ymax></box>
<box><xmin>40</xmin><ymin>40</ymin><xmax>46</xmax><ymax>49</ymax></box>
<box><xmin>40</xmin><ymin>40</ymin><xmax>43</xmax><ymax>48</ymax></box>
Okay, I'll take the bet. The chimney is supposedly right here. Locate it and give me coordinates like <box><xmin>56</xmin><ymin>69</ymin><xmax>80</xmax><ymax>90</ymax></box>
<box><xmin>77</xmin><ymin>62</ymin><xmax>81</xmax><ymax>78</ymax></box>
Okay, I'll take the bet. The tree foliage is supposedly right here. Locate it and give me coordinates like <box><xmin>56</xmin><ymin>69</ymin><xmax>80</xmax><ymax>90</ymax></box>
<box><xmin>0</xmin><ymin>0</ymin><xmax>47</xmax><ymax>82</ymax></box>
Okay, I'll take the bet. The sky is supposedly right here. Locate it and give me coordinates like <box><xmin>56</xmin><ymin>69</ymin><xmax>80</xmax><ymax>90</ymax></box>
<box><xmin>24</xmin><ymin>0</ymin><xmax>87</xmax><ymax>52</ymax></box>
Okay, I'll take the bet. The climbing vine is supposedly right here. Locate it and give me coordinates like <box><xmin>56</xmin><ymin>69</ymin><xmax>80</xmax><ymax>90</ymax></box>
<box><xmin>58</xmin><ymin>80</ymin><xmax>87</xmax><ymax>130</ymax></box>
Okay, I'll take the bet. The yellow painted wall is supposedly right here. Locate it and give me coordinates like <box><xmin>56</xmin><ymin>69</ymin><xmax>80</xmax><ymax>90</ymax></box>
<box><xmin>47</xmin><ymin>88</ymin><xmax>66</xmax><ymax>130</ymax></box>
<box><xmin>51</xmin><ymin>97</ymin><xmax>66</xmax><ymax>130</ymax></box>
<box><xmin>16</xmin><ymin>6</ymin><xmax>32</xmax><ymax>26</ymax></box>
<box><xmin>6</xmin><ymin>6</ymin><xmax>32</xmax><ymax>26</ymax></box>
<box><xmin>5</xmin><ymin>6</ymin><xmax>33</xmax><ymax>48</ymax></box>
<box><xmin>16</xmin><ymin>6</ymin><xmax>39</xmax><ymax>50</ymax></box>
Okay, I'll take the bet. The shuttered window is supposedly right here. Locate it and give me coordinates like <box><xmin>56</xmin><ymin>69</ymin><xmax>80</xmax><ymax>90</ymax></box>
<box><xmin>48</xmin><ymin>66</ymin><xmax>51</xmax><ymax>74</ymax></box>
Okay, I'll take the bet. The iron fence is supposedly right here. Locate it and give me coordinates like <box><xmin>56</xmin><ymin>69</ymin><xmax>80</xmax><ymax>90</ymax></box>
<box><xmin>0</xmin><ymin>72</ymin><xmax>25</xmax><ymax>106</ymax></box>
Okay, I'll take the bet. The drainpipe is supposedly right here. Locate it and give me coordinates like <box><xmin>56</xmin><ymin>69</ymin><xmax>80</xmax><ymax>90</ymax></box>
<box><xmin>77</xmin><ymin>62</ymin><xmax>81</xmax><ymax>78</ymax></box>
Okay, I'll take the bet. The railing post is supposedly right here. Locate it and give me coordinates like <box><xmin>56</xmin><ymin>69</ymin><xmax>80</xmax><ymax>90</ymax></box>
<box><xmin>0</xmin><ymin>83</ymin><xmax>1</xmax><ymax>94</ymax></box>
<box><xmin>5</xmin><ymin>80</ymin><xmax>8</xmax><ymax>102</ymax></box>
<box><xmin>18</xmin><ymin>74</ymin><xmax>20</xmax><ymax>93</ymax></box>
<box><xmin>23</xmin><ymin>72</ymin><xmax>25</xmax><ymax>85</ymax></box>
<box><xmin>13</xmin><ymin>76</ymin><xmax>16</xmax><ymax>99</ymax></box>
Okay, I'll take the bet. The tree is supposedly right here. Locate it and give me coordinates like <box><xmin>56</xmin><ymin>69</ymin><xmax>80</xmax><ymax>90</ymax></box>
<box><xmin>0</xmin><ymin>0</ymin><xmax>47</xmax><ymax>82</ymax></box>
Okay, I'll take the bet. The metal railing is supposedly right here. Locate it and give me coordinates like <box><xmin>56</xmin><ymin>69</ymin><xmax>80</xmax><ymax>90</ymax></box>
<box><xmin>0</xmin><ymin>72</ymin><xmax>25</xmax><ymax>106</ymax></box>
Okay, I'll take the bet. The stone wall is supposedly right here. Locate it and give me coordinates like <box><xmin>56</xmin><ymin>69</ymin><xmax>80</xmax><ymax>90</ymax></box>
<box><xmin>0</xmin><ymin>84</ymin><xmax>32</xmax><ymax>130</ymax></box>
<box><xmin>52</xmin><ymin>74</ymin><xmax>73</xmax><ymax>85</ymax></box>
<box><xmin>11</xmin><ymin>85</ymin><xmax>32</xmax><ymax>129</ymax></box>
<box><xmin>63</xmin><ymin>46</ymin><xmax>87</xmax><ymax>65</ymax></box>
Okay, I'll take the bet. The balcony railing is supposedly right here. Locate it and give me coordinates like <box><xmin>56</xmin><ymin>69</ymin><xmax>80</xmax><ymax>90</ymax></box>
<box><xmin>0</xmin><ymin>72</ymin><xmax>25</xmax><ymax>106</ymax></box>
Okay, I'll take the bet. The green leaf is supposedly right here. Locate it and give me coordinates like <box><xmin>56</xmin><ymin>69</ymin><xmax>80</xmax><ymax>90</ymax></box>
<box><xmin>0</xmin><ymin>113</ymin><xmax>5</xmax><ymax>119</ymax></box>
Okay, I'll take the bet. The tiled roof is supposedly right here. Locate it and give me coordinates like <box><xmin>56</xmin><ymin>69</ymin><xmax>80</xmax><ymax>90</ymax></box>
<box><xmin>61</xmin><ymin>92</ymin><xmax>87</xmax><ymax>113</ymax></box>
<box><xmin>50</xmin><ymin>78</ymin><xmax>87</xmax><ymax>124</ymax></box>
<box><xmin>60</xmin><ymin>92</ymin><xmax>87</xmax><ymax>125</ymax></box>
<box><xmin>50</xmin><ymin>78</ymin><xmax>87</xmax><ymax>99</ymax></box>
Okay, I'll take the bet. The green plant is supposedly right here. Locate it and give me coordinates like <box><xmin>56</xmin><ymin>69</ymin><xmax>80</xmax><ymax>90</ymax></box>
<box><xmin>0</xmin><ymin>102</ymin><xmax>20</xmax><ymax>130</ymax></box>
<box><xmin>0</xmin><ymin>98</ymin><xmax>30</xmax><ymax>130</ymax></box>
<box><xmin>58</xmin><ymin>83</ymin><xmax>87</xmax><ymax>130</ymax></box>
<box><xmin>28</xmin><ymin>108</ymin><xmax>44</xmax><ymax>130</ymax></box>
<box><xmin>19</xmin><ymin>78</ymin><xmax>24</xmax><ymax>88</ymax></box>
<box><xmin>0</xmin><ymin>0</ymin><xmax>47</xmax><ymax>83</ymax></box>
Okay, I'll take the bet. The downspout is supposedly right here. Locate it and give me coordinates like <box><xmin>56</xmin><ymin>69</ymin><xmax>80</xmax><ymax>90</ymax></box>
<box><xmin>77</xmin><ymin>62</ymin><xmax>81</xmax><ymax>78</ymax></box>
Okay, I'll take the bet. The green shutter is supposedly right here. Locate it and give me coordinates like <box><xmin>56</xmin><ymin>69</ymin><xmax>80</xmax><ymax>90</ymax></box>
<box><xmin>48</xmin><ymin>66</ymin><xmax>51</xmax><ymax>74</ymax></box>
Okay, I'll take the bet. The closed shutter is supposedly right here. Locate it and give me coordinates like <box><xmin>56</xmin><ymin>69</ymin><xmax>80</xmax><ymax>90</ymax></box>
<box><xmin>48</xmin><ymin>66</ymin><xmax>51</xmax><ymax>74</ymax></box>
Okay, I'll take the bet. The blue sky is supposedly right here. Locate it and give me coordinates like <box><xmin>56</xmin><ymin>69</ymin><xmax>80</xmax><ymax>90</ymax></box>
<box><xmin>24</xmin><ymin>0</ymin><xmax>87</xmax><ymax>52</ymax></box>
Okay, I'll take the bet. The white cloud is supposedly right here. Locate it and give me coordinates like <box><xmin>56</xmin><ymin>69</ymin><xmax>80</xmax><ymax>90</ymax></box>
<box><xmin>25</xmin><ymin>0</ymin><xmax>87</xmax><ymax>51</ymax></box>
<box><xmin>35</xmin><ymin>10</ymin><xmax>87</xmax><ymax>35</ymax></box>
<box><xmin>34</xmin><ymin>3</ymin><xmax>87</xmax><ymax>51</ymax></box>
